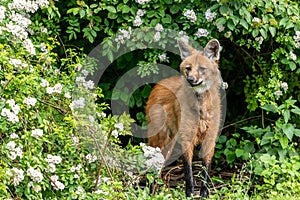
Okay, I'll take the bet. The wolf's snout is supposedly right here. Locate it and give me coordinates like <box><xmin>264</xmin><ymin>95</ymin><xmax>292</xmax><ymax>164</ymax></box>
<box><xmin>187</xmin><ymin>76</ymin><xmax>195</xmax><ymax>84</ymax></box>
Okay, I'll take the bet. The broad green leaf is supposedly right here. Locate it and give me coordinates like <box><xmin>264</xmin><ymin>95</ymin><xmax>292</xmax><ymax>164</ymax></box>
<box><xmin>170</xmin><ymin>5</ymin><xmax>180</xmax><ymax>14</ymax></box>
<box><xmin>279</xmin><ymin>136</ymin><xmax>289</xmax><ymax>149</ymax></box>
<box><xmin>260</xmin><ymin>28</ymin><xmax>267</xmax><ymax>39</ymax></box>
<box><xmin>105</xmin><ymin>6</ymin><xmax>117</xmax><ymax>13</ymax></box>
<box><xmin>283</xmin><ymin>110</ymin><xmax>290</xmax><ymax>124</ymax></box>
<box><xmin>282</xmin><ymin>123</ymin><xmax>294</xmax><ymax>141</ymax></box>
<box><xmin>291</xmin><ymin>108</ymin><xmax>300</xmax><ymax>115</ymax></box>
<box><xmin>235</xmin><ymin>149</ymin><xmax>244</xmax><ymax>158</ymax></box>
<box><xmin>289</xmin><ymin>62</ymin><xmax>296</xmax><ymax>71</ymax></box>
<box><xmin>252</xmin><ymin>29</ymin><xmax>259</xmax><ymax>38</ymax></box>
<box><xmin>79</xmin><ymin>9</ymin><xmax>85</xmax><ymax>18</ymax></box>
<box><xmin>261</xmin><ymin>104</ymin><xmax>278</xmax><ymax>113</ymax></box>
<box><xmin>227</xmin><ymin>19</ymin><xmax>235</xmax><ymax>31</ymax></box>
<box><xmin>239</xmin><ymin>19</ymin><xmax>249</xmax><ymax>30</ymax></box>
<box><xmin>269</xmin><ymin>26</ymin><xmax>276</xmax><ymax>37</ymax></box>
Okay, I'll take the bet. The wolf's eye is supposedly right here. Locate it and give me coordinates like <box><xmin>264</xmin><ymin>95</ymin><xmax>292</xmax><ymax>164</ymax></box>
<box><xmin>185</xmin><ymin>65</ymin><xmax>191</xmax><ymax>71</ymax></box>
<box><xmin>198</xmin><ymin>66</ymin><xmax>206</xmax><ymax>71</ymax></box>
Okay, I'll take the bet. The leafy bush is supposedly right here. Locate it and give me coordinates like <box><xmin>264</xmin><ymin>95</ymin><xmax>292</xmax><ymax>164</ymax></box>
<box><xmin>2</xmin><ymin>0</ymin><xmax>300</xmax><ymax>198</ymax></box>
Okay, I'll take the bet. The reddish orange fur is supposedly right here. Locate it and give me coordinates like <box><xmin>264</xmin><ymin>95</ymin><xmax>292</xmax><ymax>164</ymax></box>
<box><xmin>146</xmin><ymin>39</ymin><xmax>222</xmax><ymax>197</ymax></box>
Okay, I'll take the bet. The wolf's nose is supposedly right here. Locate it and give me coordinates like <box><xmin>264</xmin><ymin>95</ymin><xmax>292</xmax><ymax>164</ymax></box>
<box><xmin>187</xmin><ymin>76</ymin><xmax>194</xmax><ymax>84</ymax></box>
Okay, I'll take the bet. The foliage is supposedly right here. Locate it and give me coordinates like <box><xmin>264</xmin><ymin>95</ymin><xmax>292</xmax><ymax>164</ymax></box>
<box><xmin>1</xmin><ymin>0</ymin><xmax>300</xmax><ymax>198</ymax></box>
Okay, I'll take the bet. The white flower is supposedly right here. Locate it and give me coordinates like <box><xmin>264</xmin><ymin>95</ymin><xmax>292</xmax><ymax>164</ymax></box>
<box><xmin>293</xmin><ymin>31</ymin><xmax>300</xmax><ymax>41</ymax></box>
<box><xmin>27</xmin><ymin>167</ymin><xmax>43</xmax><ymax>183</ymax></box>
<box><xmin>10</xmin><ymin>133</ymin><xmax>19</xmax><ymax>139</ymax></box>
<box><xmin>46</xmin><ymin>87</ymin><xmax>54</xmax><ymax>94</ymax></box>
<box><xmin>6</xmin><ymin>141</ymin><xmax>16</xmax><ymax>151</ymax></box>
<box><xmin>81</xmin><ymin>69</ymin><xmax>89</xmax><ymax>76</ymax></box>
<box><xmin>23</xmin><ymin>39</ymin><xmax>36</xmax><ymax>55</ymax></box>
<box><xmin>115</xmin><ymin>28</ymin><xmax>132</xmax><ymax>43</ymax></box>
<box><xmin>46</xmin><ymin>163</ymin><xmax>56</xmax><ymax>173</ymax></box>
<box><xmin>135</xmin><ymin>0</ymin><xmax>151</xmax><ymax>5</ymax></box>
<box><xmin>196</xmin><ymin>28</ymin><xmax>209</xmax><ymax>38</ymax></box>
<box><xmin>70</xmin><ymin>166</ymin><xmax>76</xmax><ymax>172</ymax></box>
<box><xmin>32</xmin><ymin>129</ymin><xmax>43</xmax><ymax>138</ymax></box>
<box><xmin>64</xmin><ymin>92</ymin><xmax>71</xmax><ymax>99</ymax></box>
<box><xmin>183</xmin><ymin>9</ymin><xmax>197</xmax><ymax>22</ymax></box>
<box><xmin>115</xmin><ymin>123</ymin><xmax>124</xmax><ymax>131</ymax></box>
<box><xmin>255</xmin><ymin>36</ymin><xmax>264</xmax><ymax>45</ymax></box>
<box><xmin>70</xmin><ymin>97</ymin><xmax>85</xmax><ymax>109</ymax></box>
<box><xmin>224</xmin><ymin>31</ymin><xmax>232</xmax><ymax>38</ymax></box>
<box><xmin>45</xmin><ymin>154</ymin><xmax>62</xmax><ymax>164</ymax></box>
<box><xmin>83</xmin><ymin>80</ymin><xmax>94</xmax><ymax>90</ymax></box>
<box><xmin>155</xmin><ymin>23</ymin><xmax>164</xmax><ymax>32</ymax></box>
<box><xmin>137</xmin><ymin>9</ymin><xmax>146</xmax><ymax>17</ymax></box>
<box><xmin>205</xmin><ymin>9</ymin><xmax>216</xmax><ymax>22</ymax></box>
<box><xmin>0</xmin><ymin>6</ymin><xmax>6</xmax><ymax>22</ymax></box>
<box><xmin>140</xmin><ymin>143</ymin><xmax>165</xmax><ymax>171</ymax></box>
<box><xmin>7</xmin><ymin>167</ymin><xmax>24</xmax><ymax>186</ymax></box>
<box><xmin>111</xmin><ymin>130</ymin><xmax>119</xmax><ymax>138</ymax></box>
<box><xmin>252</xmin><ymin>17</ymin><xmax>261</xmax><ymax>23</ymax></box>
<box><xmin>76</xmin><ymin>186</ymin><xmax>85</xmax><ymax>195</ymax></box>
<box><xmin>158</xmin><ymin>53</ymin><xmax>167</xmax><ymax>62</ymax></box>
<box><xmin>74</xmin><ymin>174</ymin><xmax>79</xmax><ymax>179</ymax></box>
<box><xmin>40</xmin><ymin>79</ymin><xmax>49</xmax><ymax>87</ymax></box>
<box><xmin>23</xmin><ymin>97</ymin><xmax>37</xmax><ymax>107</ymax></box>
<box><xmin>281</xmin><ymin>82</ymin><xmax>288</xmax><ymax>91</ymax></box>
<box><xmin>53</xmin><ymin>83</ymin><xmax>63</xmax><ymax>94</ymax></box>
<box><xmin>217</xmin><ymin>24</ymin><xmax>225</xmax><ymax>32</ymax></box>
<box><xmin>290</xmin><ymin>51</ymin><xmax>297</xmax><ymax>61</ymax></box>
<box><xmin>154</xmin><ymin>32</ymin><xmax>161</xmax><ymax>41</ymax></box>
<box><xmin>86</xmin><ymin>154</ymin><xmax>97</xmax><ymax>163</ymax></box>
<box><xmin>1</xmin><ymin>108</ymin><xmax>19</xmax><ymax>123</ymax></box>
<box><xmin>9</xmin><ymin>58</ymin><xmax>22</xmax><ymax>68</ymax></box>
<box><xmin>50</xmin><ymin>175</ymin><xmax>65</xmax><ymax>190</ymax></box>
<box><xmin>274</xmin><ymin>90</ymin><xmax>283</xmax><ymax>96</ymax></box>
<box><xmin>54</xmin><ymin>181</ymin><xmax>65</xmax><ymax>190</ymax></box>
<box><xmin>133</xmin><ymin>16</ymin><xmax>143</xmax><ymax>27</ymax></box>
<box><xmin>72</xmin><ymin>136</ymin><xmax>79</xmax><ymax>145</ymax></box>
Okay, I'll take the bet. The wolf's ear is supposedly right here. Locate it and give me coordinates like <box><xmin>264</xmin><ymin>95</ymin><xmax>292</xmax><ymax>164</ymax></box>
<box><xmin>203</xmin><ymin>39</ymin><xmax>221</xmax><ymax>62</ymax></box>
<box><xmin>177</xmin><ymin>38</ymin><xmax>196</xmax><ymax>60</ymax></box>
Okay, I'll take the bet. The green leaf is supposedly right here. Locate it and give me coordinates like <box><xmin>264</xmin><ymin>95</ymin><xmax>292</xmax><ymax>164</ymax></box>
<box><xmin>105</xmin><ymin>6</ymin><xmax>117</xmax><ymax>13</ymax></box>
<box><xmin>218</xmin><ymin>135</ymin><xmax>227</xmax><ymax>143</ymax></box>
<box><xmin>279</xmin><ymin>17</ymin><xmax>289</xmax><ymax>26</ymax></box>
<box><xmin>162</xmin><ymin>14</ymin><xmax>172</xmax><ymax>24</ymax></box>
<box><xmin>282</xmin><ymin>123</ymin><xmax>294</xmax><ymax>141</ymax></box>
<box><xmin>294</xmin><ymin>129</ymin><xmax>300</xmax><ymax>137</ymax></box>
<box><xmin>235</xmin><ymin>149</ymin><xmax>244</xmax><ymax>158</ymax></box>
<box><xmin>252</xmin><ymin>29</ymin><xmax>259</xmax><ymax>38</ymax></box>
<box><xmin>260</xmin><ymin>28</ymin><xmax>267</xmax><ymax>39</ymax></box>
<box><xmin>261</xmin><ymin>104</ymin><xmax>278</xmax><ymax>113</ymax></box>
<box><xmin>239</xmin><ymin>19</ymin><xmax>249</xmax><ymax>30</ymax></box>
<box><xmin>227</xmin><ymin>19</ymin><xmax>235</xmax><ymax>31</ymax></box>
<box><xmin>291</xmin><ymin>108</ymin><xmax>300</xmax><ymax>115</ymax></box>
<box><xmin>289</xmin><ymin>62</ymin><xmax>296</xmax><ymax>71</ymax></box>
<box><xmin>170</xmin><ymin>5</ymin><xmax>180</xmax><ymax>14</ymax></box>
<box><xmin>79</xmin><ymin>9</ymin><xmax>85</xmax><ymax>18</ymax></box>
<box><xmin>279</xmin><ymin>136</ymin><xmax>289</xmax><ymax>149</ymax></box>
<box><xmin>269</xmin><ymin>26</ymin><xmax>276</xmax><ymax>37</ymax></box>
<box><xmin>216</xmin><ymin>17</ymin><xmax>227</xmax><ymax>26</ymax></box>
<box><xmin>283</xmin><ymin>110</ymin><xmax>290</xmax><ymax>123</ymax></box>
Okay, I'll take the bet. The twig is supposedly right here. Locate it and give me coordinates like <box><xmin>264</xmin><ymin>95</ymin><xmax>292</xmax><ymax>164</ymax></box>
<box><xmin>0</xmin><ymin>78</ymin><xmax>13</xmax><ymax>95</ymax></box>
<box><xmin>94</xmin><ymin>129</ymin><xmax>113</xmax><ymax>191</ymax></box>
<box><xmin>45</xmin><ymin>174</ymin><xmax>58</xmax><ymax>189</ymax></box>
<box><xmin>222</xmin><ymin>115</ymin><xmax>262</xmax><ymax>130</ymax></box>
<box><xmin>39</xmin><ymin>99</ymin><xmax>68</xmax><ymax>114</ymax></box>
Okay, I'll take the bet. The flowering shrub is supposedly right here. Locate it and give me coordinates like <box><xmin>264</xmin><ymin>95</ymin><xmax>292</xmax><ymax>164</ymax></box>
<box><xmin>1</xmin><ymin>0</ymin><xmax>300</xmax><ymax>199</ymax></box>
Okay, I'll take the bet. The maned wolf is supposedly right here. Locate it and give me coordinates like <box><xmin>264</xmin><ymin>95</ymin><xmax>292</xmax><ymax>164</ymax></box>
<box><xmin>146</xmin><ymin>38</ymin><xmax>222</xmax><ymax>197</ymax></box>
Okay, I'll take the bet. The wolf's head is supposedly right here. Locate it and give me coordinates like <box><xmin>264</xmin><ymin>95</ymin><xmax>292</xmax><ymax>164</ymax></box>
<box><xmin>178</xmin><ymin>38</ymin><xmax>221</xmax><ymax>94</ymax></box>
